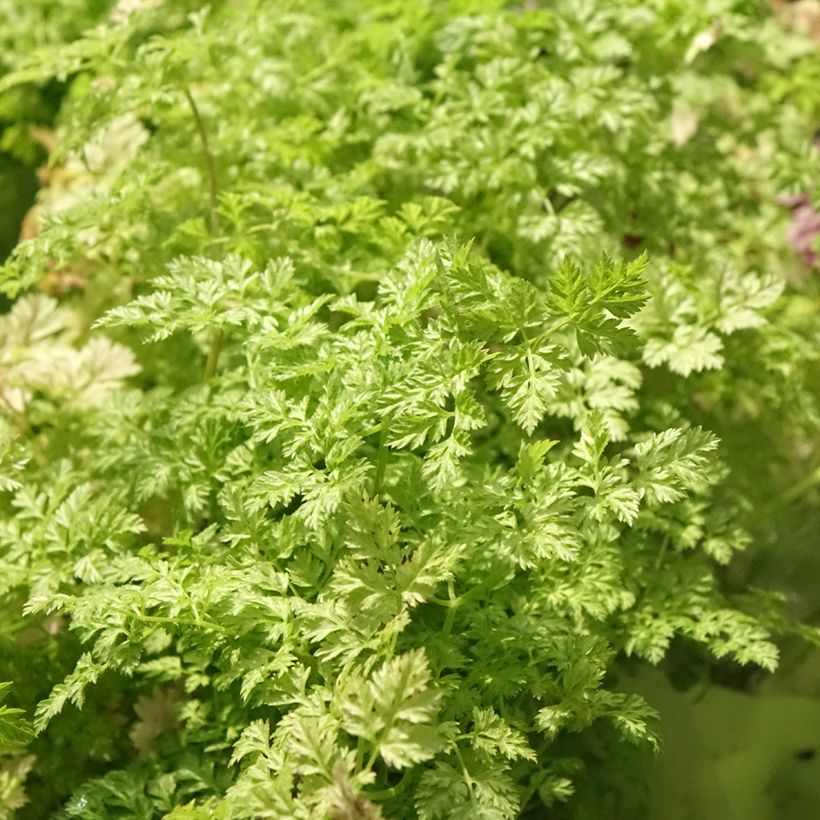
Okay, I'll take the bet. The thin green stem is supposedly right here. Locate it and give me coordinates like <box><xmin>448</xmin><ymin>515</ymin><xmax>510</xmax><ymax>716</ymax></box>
<box><xmin>783</xmin><ymin>465</ymin><xmax>820</xmax><ymax>503</ymax></box>
<box><xmin>374</xmin><ymin>417</ymin><xmax>390</xmax><ymax>494</ymax></box>
<box><xmin>365</xmin><ymin>746</ymin><xmax>380</xmax><ymax>773</ymax></box>
<box><xmin>183</xmin><ymin>86</ymin><xmax>221</xmax><ymax>237</ymax></box>
<box><xmin>442</xmin><ymin>579</ymin><xmax>459</xmax><ymax>636</ymax></box>
<box><xmin>430</xmin><ymin>595</ymin><xmax>459</xmax><ymax>607</ymax></box>
<box><xmin>452</xmin><ymin>743</ymin><xmax>477</xmax><ymax>806</ymax></box>
<box><xmin>547</xmin><ymin>315</ymin><xmax>572</xmax><ymax>335</ymax></box>
<box><xmin>519</xmin><ymin>770</ymin><xmax>549</xmax><ymax>814</ymax></box>
<box><xmin>140</xmin><ymin>613</ymin><xmax>229</xmax><ymax>634</ymax></box>
<box><xmin>442</xmin><ymin>607</ymin><xmax>458</xmax><ymax>637</ymax></box>
<box><xmin>205</xmin><ymin>327</ymin><xmax>224</xmax><ymax>380</ymax></box>
<box><xmin>364</xmin><ymin>772</ymin><xmax>410</xmax><ymax>801</ymax></box>
<box><xmin>653</xmin><ymin>534</ymin><xmax>670</xmax><ymax>573</ymax></box>
<box><xmin>183</xmin><ymin>86</ymin><xmax>227</xmax><ymax>380</ymax></box>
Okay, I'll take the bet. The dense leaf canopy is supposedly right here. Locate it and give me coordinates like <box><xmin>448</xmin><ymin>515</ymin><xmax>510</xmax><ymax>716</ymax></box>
<box><xmin>0</xmin><ymin>0</ymin><xmax>818</xmax><ymax>817</ymax></box>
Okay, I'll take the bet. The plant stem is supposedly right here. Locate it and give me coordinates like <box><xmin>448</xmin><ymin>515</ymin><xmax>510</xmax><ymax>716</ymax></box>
<box><xmin>140</xmin><ymin>613</ymin><xmax>228</xmax><ymax>633</ymax></box>
<box><xmin>374</xmin><ymin>417</ymin><xmax>390</xmax><ymax>494</ymax></box>
<box><xmin>784</xmin><ymin>465</ymin><xmax>820</xmax><ymax>503</ymax></box>
<box><xmin>364</xmin><ymin>772</ymin><xmax>410</xmax><ymax>801</ymax></box>
<box><xmin>205</xmin><ymin>327</ymin><xmax>224</xmax><ymax>380</ymax></box>
<box><xmin>453</xmin><ymin>743</ymin><xmax>477</xmax><ymax>806</ymax></box>
<box><xmin>183</xmin><ymin>86</ymin><xmax>227</xmax><ymax>380</ymax></box>
<box><xmin>183</xmin><ymin>86</ymin><xmax>221</xmax><ymax>237</ymax></box>
<box><xmin>442</xmin><ymin>579</ymin><xmax>459</xmax><ymax>636</ymax></box>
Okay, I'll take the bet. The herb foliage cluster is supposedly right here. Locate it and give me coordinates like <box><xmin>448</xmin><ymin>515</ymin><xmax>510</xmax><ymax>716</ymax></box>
<box><xmin>0</xmin><ymin>0</ymin><xmax>818</xmax><ymax>817</ymax></box>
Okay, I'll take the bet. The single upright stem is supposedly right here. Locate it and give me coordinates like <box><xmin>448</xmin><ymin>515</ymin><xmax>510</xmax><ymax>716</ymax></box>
<box><xmin>183</xmin><ymin>85</ymin><xmax>225</xmax><ymax>379</ymax></box>
<box><xmin>183</xmin><ymin>86</ymin><xmax>221</xmax><ymax>236</ymax></box>
<box><xmin>442</xmin><ymin>579</ymin><xmax>459</xmax><ymax>636</ymax></box>
<box><xmin>204</xmin><ymin>328</ymin><xmax>224</xmax><ymax>380</ymax></box>
<box><xmin>374</xmin><ymin>418</ymin><xmax>390</xmax><ymax>494</ymax></box>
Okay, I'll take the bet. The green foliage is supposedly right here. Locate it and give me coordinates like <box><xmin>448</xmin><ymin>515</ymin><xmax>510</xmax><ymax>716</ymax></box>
<box><xmin>0</xmin><ymin>683</ymin><xmax>32</xmax><ymax>753</ymax></box>
<box><xmin>0</xmin><ymin>0</ymin><xmax>817</xmax><ymax>817</ymax></box>
<box><xmin>0</xmin><ymin>1</ymin><xmax>114</xmax><ymax>259</ymax></box>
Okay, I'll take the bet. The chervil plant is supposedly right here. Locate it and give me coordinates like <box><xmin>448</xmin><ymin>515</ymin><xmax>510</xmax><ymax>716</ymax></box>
<box><xmin>0</xmin><ymin>0</ymin><xmax>818</xmax><ymax>817</ymax></box>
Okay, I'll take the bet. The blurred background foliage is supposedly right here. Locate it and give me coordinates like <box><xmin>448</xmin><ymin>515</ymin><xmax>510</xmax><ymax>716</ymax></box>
<box><xmin>0</xmin><ymin>1</ymin><xmax>112</xmax><ymax>260</ymax></box>
<box><xmin>634</xmin><ymin>4</ymin><xmax>820</xmax><ymax>817</ymax></box>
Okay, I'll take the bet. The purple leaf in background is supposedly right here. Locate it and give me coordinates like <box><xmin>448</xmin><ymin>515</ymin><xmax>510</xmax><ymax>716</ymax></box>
<box><xmin>778</xmin><ymin>193</ymin><xmax>820</xmax><ymax>268</ymax></box>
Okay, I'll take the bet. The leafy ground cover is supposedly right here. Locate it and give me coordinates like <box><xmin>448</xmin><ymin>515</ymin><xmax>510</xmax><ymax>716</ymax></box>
<box><xmin>0</xmin><ymin>1</ymin><xmax>818</xmax><ymax>818</ymax></box>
